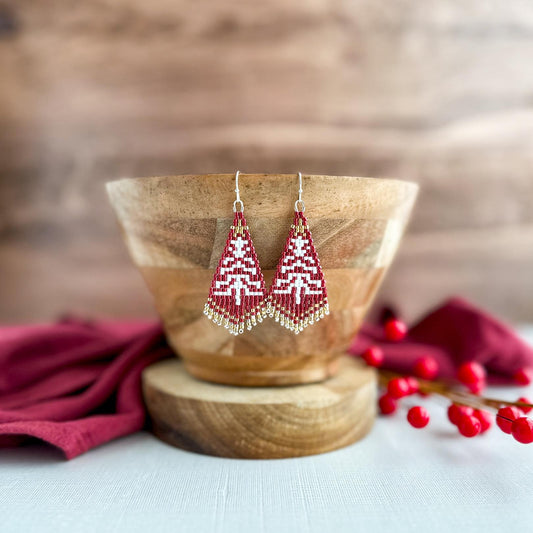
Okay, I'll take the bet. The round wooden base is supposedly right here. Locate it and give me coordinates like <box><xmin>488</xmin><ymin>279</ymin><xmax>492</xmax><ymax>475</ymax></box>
<box><xmin>142</xmin><ymin>356</ymin><xmax>377</xmax><ymax>459</ymax></box>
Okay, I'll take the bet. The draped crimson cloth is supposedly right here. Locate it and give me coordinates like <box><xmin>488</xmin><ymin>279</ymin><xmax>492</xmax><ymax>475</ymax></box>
<box><xmin>1</xmin><ymin>297</ymin><xmax>532</xmax><ymax>459</ymax></box>
<box><xmin>0</xmin><ymin>318</ymin><xmax>171</xmax><ymax>459</ymax></box>
<box><xmin>350</xmin><ymin>297</ymin><xmax>533</xmax><ymax>383</ymax></box>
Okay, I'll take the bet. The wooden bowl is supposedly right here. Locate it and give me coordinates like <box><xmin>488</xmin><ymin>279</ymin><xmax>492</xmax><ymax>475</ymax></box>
<box><xmin>107</xmin><ymin>174</ymin><xmax>417</xmax><ymax>386</ymax></box>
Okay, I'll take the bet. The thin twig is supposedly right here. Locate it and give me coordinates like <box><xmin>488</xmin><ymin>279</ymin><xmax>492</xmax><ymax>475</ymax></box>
<box><xmin>378</xmin><ymin>369</ymin><xmax>533</xmax><ymax>413</ymax></box>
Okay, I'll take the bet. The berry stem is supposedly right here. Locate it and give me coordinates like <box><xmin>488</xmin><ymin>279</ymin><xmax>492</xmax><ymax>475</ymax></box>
<box><xmin>377</xmin><ymin>370</ymin><xmax>533</xmax><ymax>414</ymax></box>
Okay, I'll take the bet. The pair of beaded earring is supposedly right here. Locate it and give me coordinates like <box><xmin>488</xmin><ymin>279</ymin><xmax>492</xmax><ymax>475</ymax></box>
<box><xmin>204</xmin><ymin>172</ymin><xmax>329</xmax><ymax>335</ymax></box>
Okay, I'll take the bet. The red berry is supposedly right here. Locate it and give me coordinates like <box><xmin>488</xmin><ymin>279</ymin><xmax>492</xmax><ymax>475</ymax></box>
<box><xmin>458</xmin><ymin>415</ymin><xmax>482</xmax><ymax>438</ymax></box>
<box><xmin>496</xmin><ymin>406</ymin><xmax>522</xmax><ymax>434</ymax></box>
<box><xmin>361</xmin><ymin>345</ymin><xmax>384</xmax><ymax>367</ymax></box>
<box><xmin>517</xmin><ymin>397</ymin><xmax>533</xmax><ymax>414</ymax></box>
<box><xmin>511</xmin><ymin>417</ymin><xmax>533</xmax><ymax>444</ymax></box>
<box><xmin>407</xmin><ymin>406</ymin><xmax>430</xmax><ymax>428</ymax></box>
<box><xmin>412</xmin><ymin>356</ymin><xmax>439</xmax><ymax>380</ymax></box>
<box><xmin>473</xmin><ymin>409</ymin><xmax>492</xmax><ymax>433</ymax></box>
<box><xmin>384</xmin><ymin>319</ymin><xmax>407</xmax><ymax>342</ymax></box>
<box><xmin>513</xmin><ymin>368</ymin><xmax>532</xmax><ymax>386</ymax></box>
<box><xmin>447</xmin><ymin>404</ymin><xmax>473</xmax><ymax>426</ymax></box>
<box><xmin>406</xmin><ymin>376</ymin><xmax>420</xmax><ymax>394</ymax></box>
<box><xmin>387</xmin><ymin>377</ymin><xmax>411</xmax><ymax>399</ymax></box>
<box><xmin>467</xmin><ymin>380</ymin><xmax>486</xmax><ymax>394</ymax></box>
<box><xmin>378</xmin><ymin>394</ymin><xmax>397</xmax><ymax>415</ymax></box>
<box><xmin>457</xmin><ymin>362</ymin><xmax>486</xmax><ymax>386</ymax></box>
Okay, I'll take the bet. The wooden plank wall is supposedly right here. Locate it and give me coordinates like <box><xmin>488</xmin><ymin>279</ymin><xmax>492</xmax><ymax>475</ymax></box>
<box><xmin>1</xmin><ymin>1</ymin><xmax>532</xmax><ymax>323</ymax></box>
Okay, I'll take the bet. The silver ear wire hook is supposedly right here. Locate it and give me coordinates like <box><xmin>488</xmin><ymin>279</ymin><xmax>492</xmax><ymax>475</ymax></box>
<box><xmin>294</xmin><ymin>172</ymin><xmax>305</xmax><ymax>212</ymax></box>
<box><xmin>233</xmin><ymin>170</ymin><xmax>244</xmax><ymax>212</ymax></box>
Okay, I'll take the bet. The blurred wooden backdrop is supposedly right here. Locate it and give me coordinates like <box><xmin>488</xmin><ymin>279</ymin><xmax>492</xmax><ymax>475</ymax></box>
<box><xmin>1</xmin><ymin>1</ymin><xmax>532</xmax><ymax>324</ymax></box>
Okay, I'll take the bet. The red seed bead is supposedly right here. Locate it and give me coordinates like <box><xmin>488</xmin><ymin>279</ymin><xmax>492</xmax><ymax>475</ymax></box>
<box><xmin>473</xmin><ymin>409</ymin><xmax>492</xmax><ymax>433</ymax></box>
<box><xmin>406</xmin><ymin>376</ymin><xmax>420</xmax><ymax>394</ymax></box>
<box><xmin>458</xmin><ymin>415</ymin><xmax>482</xmax><ymax>438</ymax></box>
<box><xmin>412</xmin><ymin>356</ymin><xmax>439</xmax><ymax>380</ymax></box>
<box><xmin>387</xmin><ymin>377</ymin><xmax>411</xmax><ymax>399</ymax></box>
<box><xmin>378</xmin><ymin>393</ymin><xmax>398</xmax><ymax>415</ymax></box>
<box><xmin>517</xmin><ymin>397</ymin><xmax>533</xmax><ymax>414</ymax></box>
<box><xmin>361</xmin><ymin>345</ymin><xmax>384</xmax><ymax>367</ymax></box>
<box><xmin>407</xmin><ymin>406</ymin><xmax>430</xmax><ymax>428</ymax></box>
<box><xmin>511</xmin><ymin>417</ymin><xmax>533</xmax><ymax>444</ymax></box>
<box><xmin>496</xmin><ymin>406</ymin><xmax>522</xmax><ymax>434</ymax></box>
<box><xmin>513</xmin><ymin>368</ymin><xmax>532</xmax><ymax>386</ymax></box>
<box><xmin>457</xmin><ymin>362</ymin><xmax>486</xmax><ymax>386</ymax></box>
<box><xmin>447</xmin><ymin>404</ymin><xmax>473</xmax><ymax>426</ymax></box>
<box><xmin>384</xmin><ymin>319</ymin><xmax>408</xmax><ymax>342</ymax></box>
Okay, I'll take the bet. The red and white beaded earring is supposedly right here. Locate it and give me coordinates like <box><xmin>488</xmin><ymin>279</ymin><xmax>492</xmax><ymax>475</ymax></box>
<box><xmin>204</xmin><ymin>171</ymin><xmax>267</xmax><ymax>335</ymax></box>
<box><xmin>266</xmin><ymin>172</ymin><xmax>329</xmax><ymax>334</ymax></box>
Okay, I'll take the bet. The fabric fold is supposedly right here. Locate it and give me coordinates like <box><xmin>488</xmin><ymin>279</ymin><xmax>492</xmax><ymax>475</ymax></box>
<box><xmin>0</xmin><ymin>319</ymin><xmax>171</xmax><ymax>459</ymax></box>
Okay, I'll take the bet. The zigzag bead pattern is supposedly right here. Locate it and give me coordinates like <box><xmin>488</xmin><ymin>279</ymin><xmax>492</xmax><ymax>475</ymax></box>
<box><xmin>204</xmin><ymin>211</ymin><xmax>267</xmax><ymax>335</ymax></box>
<box><xmin>266</xmin><ymin>210</ymin><xmax>329</xmax><ymax>334</ymax></box>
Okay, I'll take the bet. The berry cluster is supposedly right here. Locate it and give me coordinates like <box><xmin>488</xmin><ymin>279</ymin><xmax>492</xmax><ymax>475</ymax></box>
<box><xmin>447</xmin><ymin>404</ymin><xmax>490</xmax><ymax>437</ymax></box>
<box><xmin>359</xmin><ymin>317</ymin><xmax>533</xmax><ymax>445</ymax></box>
<box><xmin>495</xmin><ymin>406</ymin><xmax>533</xmax><ymax>444</ymax></box>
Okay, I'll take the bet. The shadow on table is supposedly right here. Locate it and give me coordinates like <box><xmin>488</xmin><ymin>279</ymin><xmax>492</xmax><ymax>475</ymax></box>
<box><xmin>0</xmin><ymin>439</ymin><xmax>65</xmax><ymax>464</ymax></box>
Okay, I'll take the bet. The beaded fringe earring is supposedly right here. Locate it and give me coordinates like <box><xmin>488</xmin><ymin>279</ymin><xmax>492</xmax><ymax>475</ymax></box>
<box><xmin>266</xmin><ymin>172</ymin><xmax>329</xmax><ymax>334</ymax></box>
<box><xmin>204</xmin><ymin>171</ymin><xmax>267</xmax><ymax>335</ymax></box>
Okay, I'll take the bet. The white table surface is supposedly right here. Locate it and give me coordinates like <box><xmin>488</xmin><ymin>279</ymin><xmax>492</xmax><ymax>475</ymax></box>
<box><xmin>2</xmin><ymin>328</ymin><xmax>533</xmax><ymax>533</ymax></box>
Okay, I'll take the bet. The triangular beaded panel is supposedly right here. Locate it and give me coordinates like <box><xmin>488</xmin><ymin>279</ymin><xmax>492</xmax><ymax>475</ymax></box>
<box><xmin>266</xmin><ymin>211</ymin><xmax>329</xmax><ymax>334</ymax></box>
<box><xmin>204</xmin><ymin>211</ymin><xmax>267</xmax><ymax>335</ymax></box>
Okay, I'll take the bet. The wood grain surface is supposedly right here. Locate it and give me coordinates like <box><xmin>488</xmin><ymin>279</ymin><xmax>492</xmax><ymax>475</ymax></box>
<box><xmin>107</xmin><ymin>174</ymin><xmax>416</xmax><ymax>385</ymax></box>
<box><xmin>142</xmin><ymin>356</ymin><xmax>377</xmax><ymax>458</ymax></box>
<box><xmin>1</xmin><ymin>1</ymin><xmax>532</xmax><ymax>323</ymax></box>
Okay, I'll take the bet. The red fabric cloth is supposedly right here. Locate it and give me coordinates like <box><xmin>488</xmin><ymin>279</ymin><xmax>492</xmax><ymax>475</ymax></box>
<box><xmin>350</xmin><ymin>297</ymin><xmax>533</xmax><ymax>382</ymax></box>
<box><xmin>0</xmin><ymin>318</ymin><xmax>171</xmax><ymax>459</ymax></box>
<box><xmin>1</xmin><ymin>297</ymin><xmax>531</xmax><ymax>459</ymax></box>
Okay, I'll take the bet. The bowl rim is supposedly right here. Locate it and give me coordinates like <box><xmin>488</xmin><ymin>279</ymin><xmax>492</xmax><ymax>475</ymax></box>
<box><xmin>106</xmin><ymin>173</ymin><xmax>419</xmax><ymax>192</ymax></box>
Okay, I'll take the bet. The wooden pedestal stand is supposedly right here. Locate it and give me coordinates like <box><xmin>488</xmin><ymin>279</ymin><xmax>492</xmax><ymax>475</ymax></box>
<box><xmin>142</xmin><ymin>356</ymin><xmax>376</xmax><ymax>459</ymax></box>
